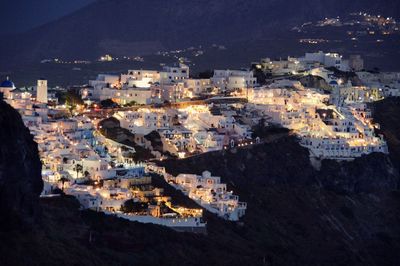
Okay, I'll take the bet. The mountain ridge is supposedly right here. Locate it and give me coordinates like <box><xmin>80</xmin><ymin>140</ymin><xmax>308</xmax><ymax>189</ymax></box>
<box><xmin>2</xmin><ymin>0</ymin><xmax>400</xmax><ymax>66</ymax></box>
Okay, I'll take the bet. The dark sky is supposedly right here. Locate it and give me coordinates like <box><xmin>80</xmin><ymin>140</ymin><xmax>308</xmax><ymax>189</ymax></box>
<box><xmin>0</xmin><ymin>0</ymin><xmax>94</xmax><ymax>34</ymax></box>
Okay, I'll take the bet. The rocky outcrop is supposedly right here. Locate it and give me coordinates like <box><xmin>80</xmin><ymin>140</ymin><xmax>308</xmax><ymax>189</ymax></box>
<box><xmin>299</xmin><ymin>75</ymin><xmax>331</xmax><ymax>91</ymax></box>
<box><xmin>0</xmin><ymin>101</ymin><xmax>43</xmax><ymax>229</ymax></box>
<box><xmin>159</xmin><ymin>135</ymin><xmax>399</xmax><ymax>194</ymax></box>
<box><xmin>370</xmin><ymin>97</ymin><xmax>400</xmax><ymax>170</ymax></box>
<box><xmin>320</xmin><ymin>153</ymin><xmax>399</xmax><ymax>193</ymax></box>
<box><xmin>157</xmin><ymin>134</ymin><xmax>400</xmax><ymax>265</ymax></box>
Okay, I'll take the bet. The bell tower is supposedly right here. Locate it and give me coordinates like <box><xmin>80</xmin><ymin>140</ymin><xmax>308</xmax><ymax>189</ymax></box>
<box><xmin>37</xmin><ymin>79</ymin><xmax>48</xmax><ymax>104</ymax></box>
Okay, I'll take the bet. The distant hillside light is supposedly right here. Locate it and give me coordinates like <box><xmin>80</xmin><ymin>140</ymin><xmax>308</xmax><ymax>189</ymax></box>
<box><xmin>100</xmin><ymin>55</ymin><xmax>113</xmax><ymax>62</ymax></box>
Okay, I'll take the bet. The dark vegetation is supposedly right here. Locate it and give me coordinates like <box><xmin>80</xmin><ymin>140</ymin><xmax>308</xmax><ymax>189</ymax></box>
<box><xmin>121</xmin><ymin>200</ymin><xmax>148</xmax><ymax>214</ymax></box>
<box><xmin>250</xmin><ymin>65</ymin><xmax>271</xmax><ymax>85</ymax></box>
<box><xmin>57</xmin><ymin>89</ymin><xmax>84</xmax><ymax>106</ymax></box>
<box><xmin>100</xmin><ymin>99</ymin><xmax>120</xmax><ymax>109</ymax></box>
<box><xmin>124</xmin><ymin>100</ymin><xmax>138</xmax><ymax>107</ymax></box>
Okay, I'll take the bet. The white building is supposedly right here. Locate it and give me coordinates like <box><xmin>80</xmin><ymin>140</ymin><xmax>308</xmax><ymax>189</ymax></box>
<box><xmin>151</xmin><ymin>82</ymin><xmax>191</xmax><ymax>102</ymax></box>
<box><xmin>36</xmin><ymin>79</ymin><xmax>48</xmax><ymax>104</ymax></box>
<box><xmin>255</xmin><ymin>57</ymin><xmax>305</xmax><ymax>75</ymax></box>
<box><xmin>184</xmin><ymin>79</ymin><xmax>212</xmax><ymax>95</ymax></box>
<box><xmin>113</xmin><ymin>87</ymin><xmax>153</xmax><ymax>105</ymax></box>
<box><xmin>247</xmin><ymin>87</ymin><xmax>386</xmax><ymax>160</ymax></box>
<box><xmin>174</xmin><ymin>171</ymin><xmax>247</xmax><ymax>221</ymax></box>
<box><xmin>89</xmin><ymin>74</ymin><xmax>120</xmax><ymax>90</ymax></box>
<box><xmin>121</xmin><ymin>70</ymin><xmax>160</xmax><ymax>88</ymax></box>
<box><xmin>160</xmin><ymin>64</ymin><xmax>189</xmax><ymax>84</ymax></box>
<box><xmin>90</xmin><ymin>86</ymin><xmax>115</xmax><ymax>102</ymax></box>
<box><xmin>114</xmin><ymin>109</ymin><xmax>172</xmax><ymax>135</ymax></box>
<box><xmin>300</xmin><ymin>51</ymin><xmax>349</xmax><ymax>71</ymax></box>
<box><xmin>211</xmin><ymin>70</ymin><xmax>257</xmax><ymax>90</ymax></box>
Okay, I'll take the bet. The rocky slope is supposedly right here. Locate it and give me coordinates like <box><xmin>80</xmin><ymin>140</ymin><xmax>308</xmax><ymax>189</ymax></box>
<box><xmin>161</xmin><ymin>138</ymin><xmax>399</xmax><ymax>193</ymax></box>
<box><xmin>0</xmin><ymin>99</ymin><xmax>399</xmax><ymax>265</ymax></box>
<box><xmin>370</xmin><ymin>97</ymin><xmax>400</xmax><ymax>171</ymax></box>
<box><xmin>158</xmin><ymin>136</ymin><xmax>400</xmax><ymax>266</ymax></box>
<box><xmin>0</xmin><ymin>100</ymin><xmax>43</xmax><ymax>229</ymax></box>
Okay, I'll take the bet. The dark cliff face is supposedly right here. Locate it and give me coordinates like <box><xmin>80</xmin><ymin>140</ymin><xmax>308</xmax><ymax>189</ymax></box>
<box><xmin>160</xmin><ymin>136</ymin><xmax>399</xmax><ymax>195</ymax></box>
<box><xmin>0</xmin><ymin>136</ymin><xmax>397</xmax><ymax>265</ymax></box>
<box><xmin>370</xmin><ymin>97</ymin><xmax>400</xmax><ymax>170</ymax></box>
<box><xmin>0</xmin><ymin>101</ymin><xmax>43</xmax><ymax>229</ymax></box>
<box><xmin>158</xmin><ymin>135</ymin><xmax>400</xmax><ymax>265</ymax></box>
<box><xmin>320</xmin><ymin>153</ymin><xmax>399</xmax><ymax>193</ymax></box>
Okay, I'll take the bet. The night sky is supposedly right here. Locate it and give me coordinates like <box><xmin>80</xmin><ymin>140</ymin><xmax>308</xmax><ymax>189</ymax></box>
<box><xmin>0</xmin><ymin>0</ymin><xmax>94</xmax><ymax>34</ymax></box>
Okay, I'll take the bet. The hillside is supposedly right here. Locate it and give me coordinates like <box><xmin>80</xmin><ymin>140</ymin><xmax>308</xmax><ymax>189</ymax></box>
<box><xmin>0</xmin><ymin>0</ymin><xmax>94</xmax><ymax>34</ymax></box>
<box><xmin>1</xmin><ymin>0</ymin><xmax>400</xmax><ymax>65</ymax></box>
<box><xmin>0</xmin><ymin>99</ymin><xmax>400</xmax><ymax>265</ymax></box>
<box><xmin>1</xmin><ymin>138</ymin><xmax>399</xmax><ymax>266</ymax></box>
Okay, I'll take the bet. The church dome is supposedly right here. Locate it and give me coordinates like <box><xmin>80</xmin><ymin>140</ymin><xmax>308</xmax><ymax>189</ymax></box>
<box><xmin>0</xmin><ymin>77</ymin><xmax>15</xmax><ymax>88</ymax></box>
<box><xmin>202</xmin><ymin>171</ymin><xmax>211</xmax><ymax>178</ymax></box>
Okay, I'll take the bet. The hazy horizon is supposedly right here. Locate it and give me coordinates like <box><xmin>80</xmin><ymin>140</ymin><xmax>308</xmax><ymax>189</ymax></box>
<box><xmin>0</xmin><ymin>0</ymin><xmax>94</xmax><ymax>34</ymax></box>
